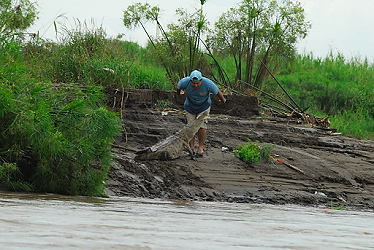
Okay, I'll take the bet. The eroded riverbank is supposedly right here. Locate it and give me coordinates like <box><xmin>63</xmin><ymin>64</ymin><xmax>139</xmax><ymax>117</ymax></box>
<box><xmin>105</xmin><ymin>89</ymin><xmax>374</xmax><ymax>211</ymax></box>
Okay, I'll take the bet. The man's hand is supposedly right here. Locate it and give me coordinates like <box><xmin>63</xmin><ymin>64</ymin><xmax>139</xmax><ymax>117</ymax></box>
<box><xmin>216</xmin><ymin>90</ymin><xmax>226</xmax><ymax>104</ymax></box>
<box><xmin>218</xmin><ymin>98</ymin><xmax>226</xmax><ymax>104</ymax></box>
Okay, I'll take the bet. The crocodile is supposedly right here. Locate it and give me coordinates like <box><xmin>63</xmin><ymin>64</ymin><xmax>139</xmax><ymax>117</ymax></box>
<box><xmin>134</xmin><ymin>109</ymin><xmax>209</xmax><ymax>160</ymax></box>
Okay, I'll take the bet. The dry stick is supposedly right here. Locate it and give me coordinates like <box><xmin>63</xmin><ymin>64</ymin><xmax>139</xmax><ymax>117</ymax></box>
<box><xmin>215</xmin><ymin>77</ymin><xmax>297</xmax><ymax>120</ymax></box>
<box><xmin>258</xmin><ymin>60</ymin><xmax>304</xmax><ymax>112</ymax></box>
<box><xmin>261</xmin><ymin>102</ymin><xmax>291</xmax><ymax>114</ymax></box>
<box><xmin>214</xmin><ymin>71</ymin><xmax>296</xmax><ymax>117</ymax></box>
<box><xmin>272</xmin><ymin>157</ymin><xmax>305</xmax><ymax>175</ymax></box>
<box><xmin>215</xmin><ymin>78</ymin><xmax>293</xmax><ymax>116</ymax></box>
<box><xmin>201</xmin><ymin>53</ymin><xmax>295</xmax><ymax>115</ymax></box>
<box><xmin>213</xmin><ymin>79</ymin><xmax>247</xmax><ymax>96</ymax></box>
<box><xmin>239</xmin><ymin>80</ymin><xmax>296</xmax><ymax>113</ymax></box>
<box><xmin>283</xmin><ymin>162</ymin><xmax>305</xmax><ymax>175</ymax></box>
<box><xmin>199</xmin><ymin>38</ymin><xmax>231</xmax><ymax>87</ymax></box>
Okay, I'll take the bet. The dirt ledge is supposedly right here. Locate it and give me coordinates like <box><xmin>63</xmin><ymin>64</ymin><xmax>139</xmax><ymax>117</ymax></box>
<box><xmin>105</xmin><ymin>89</ymin><xmax>374</xmax><ymax>211</ymax></box>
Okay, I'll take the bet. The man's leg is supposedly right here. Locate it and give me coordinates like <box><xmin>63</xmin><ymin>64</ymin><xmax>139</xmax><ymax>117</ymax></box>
<box><xmin>197</xmin><ymin>128</ymin><xmax>206</xmax><ymax>154</ymax></box>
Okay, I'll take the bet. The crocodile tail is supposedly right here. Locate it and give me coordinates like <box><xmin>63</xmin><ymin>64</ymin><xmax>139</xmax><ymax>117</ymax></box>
<box><xmin>181</xmin><ymin>109</ymin><xmax>209</xmax><ymax>142</ymax></box>
<box><xmin>196</xmin><ymin>109</ymin><xmax>209</xmax><ymax>120</ymax></box>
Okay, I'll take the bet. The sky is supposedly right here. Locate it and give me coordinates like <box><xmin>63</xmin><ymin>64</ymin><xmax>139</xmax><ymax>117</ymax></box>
<box><xmin>29</xmin><ymin>0</ymin><xmax>374</xmax><ymax>62</ymax></box>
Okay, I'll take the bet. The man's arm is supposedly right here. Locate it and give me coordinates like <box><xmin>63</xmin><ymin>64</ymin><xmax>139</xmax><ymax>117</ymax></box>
<box><xmin>217</xmin><ymin>90</ymin><xmax>226</xmax><ymax>103</ymax></box>
<box><xmin>176</xmin><ymin>78</ymin><xmax>186</xmax><ymax>95</ymax></box>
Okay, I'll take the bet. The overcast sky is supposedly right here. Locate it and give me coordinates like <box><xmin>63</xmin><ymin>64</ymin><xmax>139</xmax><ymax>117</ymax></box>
<box><xmin>30</xmin><ymin>0</ymin><xmax>374</xmax><ymax>62</ymax></box>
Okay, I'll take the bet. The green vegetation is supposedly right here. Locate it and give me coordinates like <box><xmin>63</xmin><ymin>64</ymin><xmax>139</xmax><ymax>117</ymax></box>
<box><xmin>154</xmin><ymin>100</ymin><xmax>176</xmax><ymax>110</ymax></box>
<box><xmin>23</xmin><ymin>23</ymin><xmax>172</xmax><ymax>90</ymax></box>
<box><xmin>121</xmin><ymin>0</ymin><xmax>374</xmax><ymax>139</ymax></box>
<box><xmin>1</xmin><ymin>0</ymin><xmax>373</xmax><ymax>196</ymax></box>
<box><xmin>123</xmin><ymin>0</ymin><xmax>310</xmax><ymax>89</ymax></box>
<box><xmin>123</xmin><ymin>2</ymin><xmax>212</xmax><ymax>84</ymax></box>
<box><xmin>273</xmin><ymin>53</ymin><xmax>374</xmax><ymax>139</ymax></box>
<box><xmin>0</xmin><ymin>40</ymin><xmax>122</xmax><ymax>195</ymax></box>
<box><xmin>328</xmin><ymin>200</ymin><xmax>347</xmax><ymax>210</ymax></box>
<box><xmin>207</xmin><ymin>0</ymin><xmax>310</xmax><ymax>90</ymax></box>
<box><xmin>0</xmin><ymin>1</ymin><xmax>123</xmax><ymax>196</ymax></box>
<box><xmin>0</xmin><ymin>0</ymin><xmax>37</xmax><ymax>39</ymax></box>
<box><xmin>233</xmin><ymin>139</ymin><xmax>274</xmax><ymax>163</ymax></box>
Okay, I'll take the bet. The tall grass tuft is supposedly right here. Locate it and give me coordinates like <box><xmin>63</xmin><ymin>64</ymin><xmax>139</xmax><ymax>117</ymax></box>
<box><xmin>23</xmin><ymin>21</ymin><xmax>172</xmax><ymax>90</ymax></box>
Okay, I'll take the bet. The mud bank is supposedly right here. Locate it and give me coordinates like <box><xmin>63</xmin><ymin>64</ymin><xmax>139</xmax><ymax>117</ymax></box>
<box><xmin>105</xmin><ymin>89</ymin><xmax>374</xmax><ymax>211</ymax></box>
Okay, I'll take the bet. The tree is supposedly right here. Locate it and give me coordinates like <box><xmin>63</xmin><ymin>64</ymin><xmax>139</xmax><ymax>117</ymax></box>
<box><xmin>0</xmin><ymin>0</ymin><xmax>38</xmax><ymax>39</ymax></box>
<box><xmin>123</xmin><ymin>3</ymin><xmax>159</xmax><ymax>48</ymax></box>
<box><xmin>156</xmin><ymin>7</ymin><xmax>210</xmax><ymax>79</ymax></box>
<box><xmin>208</xmin><ymin>0</ymin><xmax>310</xmax><ymax>90</ymax></box>
<box><xmin>123</xmin><ymin>2</ymin><xmax>210</xmax><ymax>87</ymax></box>
<box><xmin>123</xmin><ymin>0</ymin><xmax>310</xmax><ymax>91</ymax></box>
<box><xmin>123</xmin><ymin>3</ymin><xmax>178</xmax><ymax>83</ymax></box>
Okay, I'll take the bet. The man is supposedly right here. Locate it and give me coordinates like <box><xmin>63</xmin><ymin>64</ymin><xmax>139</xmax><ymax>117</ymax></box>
<box><xmin>177</xmin><ymin>70</ymin><xmax>226</xmax><ymax>156</ymax></box>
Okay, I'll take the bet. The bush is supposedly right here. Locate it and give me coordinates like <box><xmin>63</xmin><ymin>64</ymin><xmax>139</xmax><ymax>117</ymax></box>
<box><xmin>0</xmin><ymin>163</ymin><xmax>33</xmax><ymax>192</ymax></box>
<box><xmin>0</xmin><ymin>82</ymin><xmax>121</xmax><ymax>196</ymax></box>
<box><xmin>0</xmin><ymin>40</ymin><xmax>122</xmax><ymax>196</ymax></box>
<box><xmin>233</xmin><ymin>139</ymin><xmax>274</xmax><ymax>163</ymax></box>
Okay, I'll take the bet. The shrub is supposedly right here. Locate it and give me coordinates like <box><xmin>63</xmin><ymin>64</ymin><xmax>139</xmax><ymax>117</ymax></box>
<box><xmin>0</xmin><ymin>40</ymin><xmax>122</xmax><ymax>196</ymax></box>
<box><xmin>0</xmin><ymin>82</ymin><xmax>121</xmax><ymax>196</ymax></box>
<box><xmin>0</xmin><ymin>163</ymin><xmax>33</xmax><ymax>192</ymax></box>
<box><xmin>233</xmin><ymin>139</ymin><xmax>274</xmax><ymax>163</ymax></box>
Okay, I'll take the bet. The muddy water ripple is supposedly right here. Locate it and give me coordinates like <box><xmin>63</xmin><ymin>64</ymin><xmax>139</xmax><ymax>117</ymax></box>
<box><xmin>0</xmin><ymin>192</ymin><xmax>373</xmax><ymax>249</ymax></box>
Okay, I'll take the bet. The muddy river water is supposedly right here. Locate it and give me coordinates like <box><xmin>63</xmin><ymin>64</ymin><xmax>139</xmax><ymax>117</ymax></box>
<box><xmin>0</xmin><ymin>191</ymin><xmax>373</xmax><ymax>249</ymax></box>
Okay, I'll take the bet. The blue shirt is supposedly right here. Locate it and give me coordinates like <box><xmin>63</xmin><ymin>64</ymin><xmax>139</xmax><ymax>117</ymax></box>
<box><xmin>177</xmin><ymin>77</ymin><xmax>219</xmax><ymax>114</ymax></box>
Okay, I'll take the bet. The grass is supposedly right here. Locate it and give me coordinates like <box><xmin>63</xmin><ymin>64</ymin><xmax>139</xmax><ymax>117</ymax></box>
<box><xmin>23</xmin><ymin>25</ymin><xmax>172</xmax><ymax>90</ymax></box>
<box><xmin>265</xmin><ymin>52</ymin><xmax>374</xmax><ymax>140</ymax></box>
<box><xmin>154</xmin><ymin>100</ymin><xmax>177</xmax><ymax>110</ymax></box>
<box><xmin>328</xmin><ymin>200</ymin><xmax>347</xmax><ymax>210</ymax></box>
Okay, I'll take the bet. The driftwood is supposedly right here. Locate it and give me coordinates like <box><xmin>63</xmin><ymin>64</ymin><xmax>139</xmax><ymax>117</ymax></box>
<box><xmin>272</xmin><ymin>157</ymin><xmax>305</xmax><ymax>175</ymax></box>
<box><xmin>291</xmin><ymin>111</ymin><xmax>330</xmax><ymax>129</ymax></box>
<box><xmin>283</xmin><ymin>162</ymin><xmax>305</xmax><ymax>175</ymax></box>
<box><xmin>261</xmin><ymin>104</ymin><xmax>331</xmax><ymax>130</ymax></box>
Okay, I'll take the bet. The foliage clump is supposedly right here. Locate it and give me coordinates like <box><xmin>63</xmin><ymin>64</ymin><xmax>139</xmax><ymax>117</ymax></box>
<box><xmin>0</xmin><ymin>39</ymin><xmax>122</xmax><ymax>196</ymax></box>
<box><xmin>273</xmin><ymin>52</ymin><xmax>374</xmax><ymax>139</ymax></box>
<box><xmin>24</xmin><ymin>23</ymin><xmax>172</xmax><ymax>90</ymax></box>
<box><xmin>233</xmin><ymin>139</ymin><xmax>274</xmax><ymax>163</ymax></box>
<box><xmin>0</xmin><ymin>0</ymin><xmax>38</xmax><ymax>39</ymax></box>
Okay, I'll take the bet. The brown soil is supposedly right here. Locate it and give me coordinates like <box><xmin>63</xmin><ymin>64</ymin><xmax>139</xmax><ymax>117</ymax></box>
<box><xmin>105</xmin><ymin>89</ymin><xmax>374</xmax><ymax>211</ymax></box>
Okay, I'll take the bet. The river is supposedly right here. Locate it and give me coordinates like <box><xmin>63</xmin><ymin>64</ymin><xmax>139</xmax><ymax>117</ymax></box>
<box><xmin>0</xmin><ymin>191</ymin><xmax>373</xmax><ymax>249</ymax></box>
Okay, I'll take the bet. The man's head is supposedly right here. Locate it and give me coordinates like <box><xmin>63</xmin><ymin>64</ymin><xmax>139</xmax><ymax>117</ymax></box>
<box><xmin>189</xmin><ymin>70</ymin><xmax>202</xmax><ymax>89</ymax></box>
<box><xmin>190</xmin><ymin>70</ymin><xmax>202</xmax><ymax>81</ymax></box>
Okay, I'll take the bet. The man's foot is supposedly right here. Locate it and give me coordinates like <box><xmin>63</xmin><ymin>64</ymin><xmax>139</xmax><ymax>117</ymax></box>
<box><xmin>197</xmin><ymin>146</ymin><xmax>204</xmax><ymax>154</ymax></box>
<box><xmin>195</xmin><ymin>152</ymin><xmax>204</xmax><ymax>158</ymax></box>
<box><xmin>195</xmin><ymin>147</ymin><xmax>204</xmax><ymax>157</ymax></box>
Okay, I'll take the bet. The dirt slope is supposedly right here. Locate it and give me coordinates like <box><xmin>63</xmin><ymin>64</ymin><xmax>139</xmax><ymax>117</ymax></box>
<box><xmin>105</xmin><ymin>89</ymin><xmax>374</xmax><ymax>211</ymax></box>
